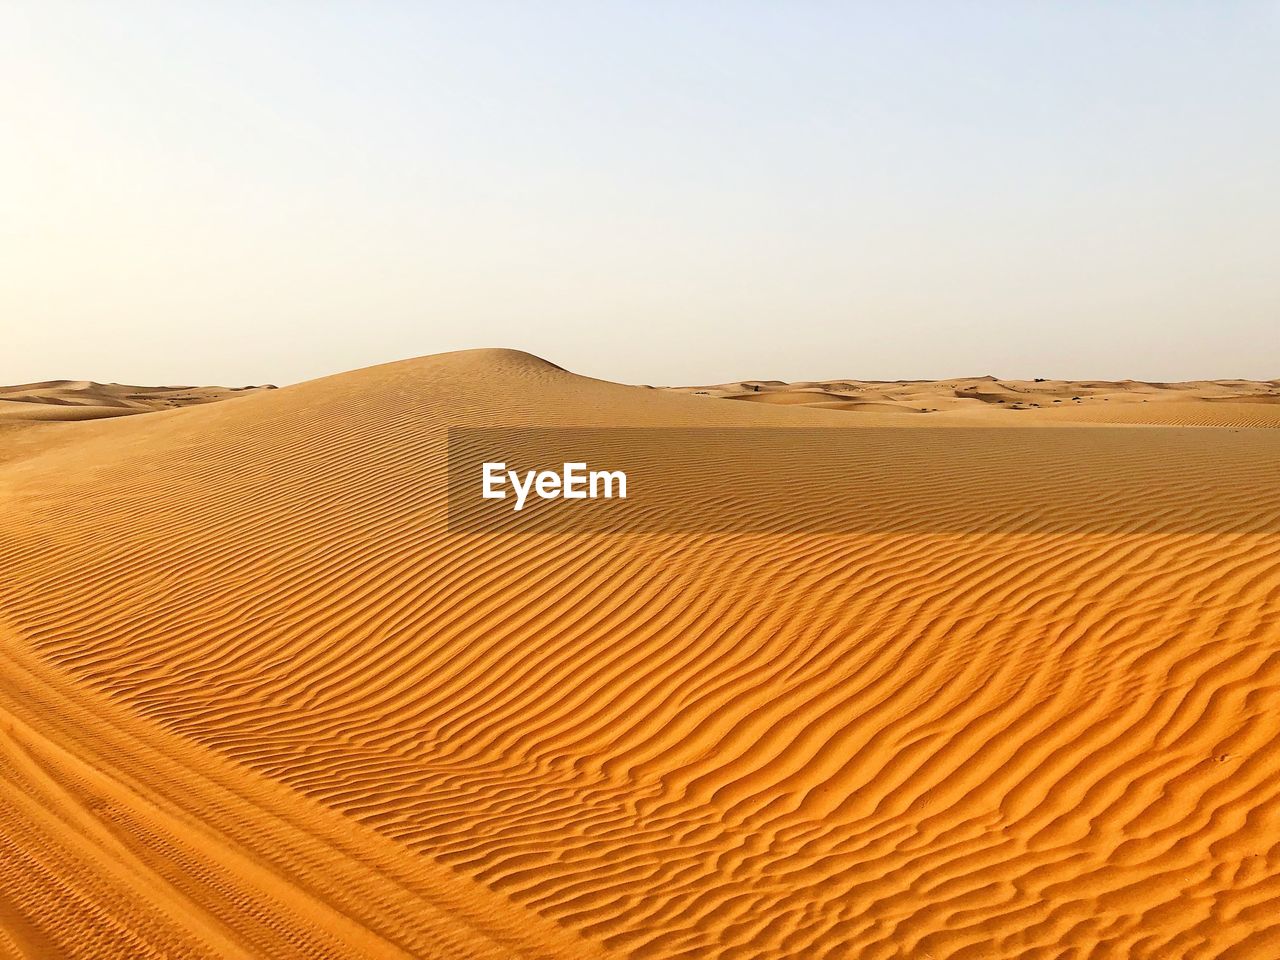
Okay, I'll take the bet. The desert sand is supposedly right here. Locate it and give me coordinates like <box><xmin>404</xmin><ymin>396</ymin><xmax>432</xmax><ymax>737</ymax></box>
<box><xmin>2</xmin><ymin>349</ymin><xmax>1279</xmax><ymax>958</ymax></box>
<box><xmin>668</xmin><ymin>376</ymin><xmax>1280</xmax><ymax>427</ymax></box>
<box><xmin>0</xmin><ymin>380</ymin><xmax>275</xmax><ymax>422</ymax></box>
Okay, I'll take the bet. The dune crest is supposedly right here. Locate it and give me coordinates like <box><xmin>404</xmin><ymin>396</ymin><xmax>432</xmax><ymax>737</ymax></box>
<box><xmin>669</xmin><ymin>376</ymin><xmax>1280</xmax><ymax>426</ymax></box>
<box><xmin>2</xmin><ymin>349</ymin><xmax>1280</xmax><ymax>957</ymax></box>
<box><xmin>0</xmin><ymin>381</ymin><xmax>276</xmax><ymax>423</ymax></box>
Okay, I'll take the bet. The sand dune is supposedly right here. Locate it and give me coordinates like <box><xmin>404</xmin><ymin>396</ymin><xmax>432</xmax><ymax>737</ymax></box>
<box><xmin>0</xmin><ymin>381</ymin><xmax>274</xmax><ymax>423</ymax></box>
<box><xmin>3</xmin><ymin>349</ymin><xmax>1280</xmax><ymax>958</ymax></box>
<box><xmin>669</xmin><ymin>376</ymin><xmax>1280</xmax><ymax>426</ymax></box>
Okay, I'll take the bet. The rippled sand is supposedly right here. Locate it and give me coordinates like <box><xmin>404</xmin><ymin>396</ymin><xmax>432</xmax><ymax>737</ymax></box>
<box><xmin>2</xmin><ymin>349</ymin><xmax>1279</xmax><ymax>958</ymax></box>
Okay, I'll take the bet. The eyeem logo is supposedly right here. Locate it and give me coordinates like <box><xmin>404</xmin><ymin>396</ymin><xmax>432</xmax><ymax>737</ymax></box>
<box><xmin>449</xmin><ymin>427</ymin><xmax>1280</xmax><ymax>535</ymax></box>
<box><xmin>482</xmin><ymin>462</ymin><xmax>627</xmax><ymax>512</ymax></box>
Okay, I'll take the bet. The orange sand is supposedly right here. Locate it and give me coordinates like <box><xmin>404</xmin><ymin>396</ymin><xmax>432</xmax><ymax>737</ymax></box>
<box><xmin>0</xmin><ymin>381</ymin><xmax>274</xmax><ymax>422</ymax></box>
<box><xmin>2</xmin><ymin>349</ymin><xmax>1279</xmax><ymax>958</ymax></box>
<box><xmin>669</xmin><ymin>375</ymin><xmax>1280</xmax><ymax>427</ymax></box>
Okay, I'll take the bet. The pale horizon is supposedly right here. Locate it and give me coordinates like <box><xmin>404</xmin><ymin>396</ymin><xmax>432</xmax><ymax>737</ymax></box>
<box><xmin>4</xmin><ymin>1</ymin><xmax>1278</xmax><ymax>387</ymax></box>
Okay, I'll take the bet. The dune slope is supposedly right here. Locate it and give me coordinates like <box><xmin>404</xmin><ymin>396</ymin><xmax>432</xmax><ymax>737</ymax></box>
<box><xmin>2</xmin><ymin>349</ymin><xmax>1280</xmax><ymax>958</ymax></box>
<box><xmin>668</xmin><ymin>376</ymin><xmax>1280</xmax><ymax>426</ymax></box>
<box><xmin>0</xmin><ymin>381</ymin><xmax>274</xmax><ymax>422</ymax></box>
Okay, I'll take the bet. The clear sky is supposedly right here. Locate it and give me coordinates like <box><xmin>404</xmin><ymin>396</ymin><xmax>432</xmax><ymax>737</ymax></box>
<box><xmin>3</xmin><ymin>2</ymin><xmax>1278</xmax><ymax>386</ymax></box>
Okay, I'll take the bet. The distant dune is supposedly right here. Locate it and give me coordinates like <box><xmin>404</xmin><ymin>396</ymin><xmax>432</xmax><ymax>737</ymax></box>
<box><xmin>669</xmin><ymin>375</ymin><xmax>1280</xmax><ymax>427</ymax></box>
<box><xmin>0</xmin><ymin>380</ymin><xmax>275</xmax><ymax>422</ymax></box>
<box><xmin>2</xmin><ymin>349</ymin><xmax>1279</xmax><ymax>958</ymax></box>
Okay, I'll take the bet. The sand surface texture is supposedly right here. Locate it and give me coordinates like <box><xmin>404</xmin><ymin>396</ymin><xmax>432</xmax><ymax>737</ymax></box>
<box><xmin>669</xmin><ymin>376</ymin><xmax>1280</xmax><ymax>427</ymax></box>
<box><xmin>0</xmin><ymin>381</ymin><xmax>274</xmax><ymax>423</ymax></box>
<box><xmin>2</xmin><ymin>349</ymin><xmax>1279</xmax><ymax>958</ymax></box>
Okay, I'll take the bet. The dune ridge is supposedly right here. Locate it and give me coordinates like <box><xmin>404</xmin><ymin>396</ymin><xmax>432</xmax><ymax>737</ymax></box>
<box><xmin>2</xmin><ymin>349</ymin><xmax>1279</xmax><ymax>958</ymax></box>
<box><xmin>667</xmin><ymin>376</ymin><xmax>1280</xmax><ymax>426</ymax></box>
<box><xmin>0</xmin><ymin>381</ymin><xmax>275</xmax><ymax>423</ymax></box>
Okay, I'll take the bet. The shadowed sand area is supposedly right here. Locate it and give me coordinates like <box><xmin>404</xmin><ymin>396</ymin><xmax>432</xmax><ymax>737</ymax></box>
<box><xmin>0</xmin><ymin>381</ymin><xmax>275</xmax><ymax>422</ymax></box>
<box><xmin>2</xmin><ymin>349</ymin><xmax>1280</xmax><ymax>958</ymax></box>
<box><xmin>668</xmin><ymin>375</ymin><xmax>1280</xmax><ymax>427</ymax></box>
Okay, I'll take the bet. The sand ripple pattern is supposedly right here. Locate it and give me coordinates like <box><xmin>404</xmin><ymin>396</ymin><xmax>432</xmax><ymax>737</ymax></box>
<box><xmin>3</xmin><ymin>350</ymin><xmax>1280</xmax><ymax>958</ymax></box>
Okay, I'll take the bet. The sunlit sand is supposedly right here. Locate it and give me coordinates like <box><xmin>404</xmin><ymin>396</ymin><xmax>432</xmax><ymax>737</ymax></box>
<box><xmin>2</xmin><ymin>349</ymin><xmax>1279</xmax><ymax>958</ymax></box>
